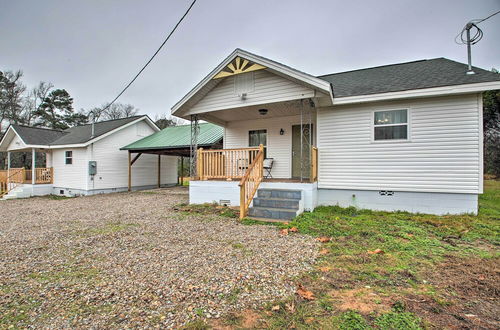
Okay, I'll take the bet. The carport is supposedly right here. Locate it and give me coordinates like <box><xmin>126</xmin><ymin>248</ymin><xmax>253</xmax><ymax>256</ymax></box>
<box><xmin>121</xmin><ymin>123</ymin><xmax>223</xmax><ymax>190</ymax></box>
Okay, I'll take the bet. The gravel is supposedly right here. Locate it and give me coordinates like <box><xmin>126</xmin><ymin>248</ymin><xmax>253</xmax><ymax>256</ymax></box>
<box><xmin>0</xmin><ymin>187</ymin><xmax>318</xmax><ymax>328</ymax></box>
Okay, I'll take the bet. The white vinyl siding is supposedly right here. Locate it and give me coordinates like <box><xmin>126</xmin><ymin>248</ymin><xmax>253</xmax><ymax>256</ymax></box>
<box><xmin>52</xmin><ymin>148</ymin><xmax>88</xmax><ymax>189</ymax></box>
<box><xmin>189</xmin><ymin>70</ymin><xmax>315</xmax><ymax>115</ymax></box>
<box><xmin>317</xmin><ymin>94</ymin><xmax>482</xmax><ymax>194</ymax></box>
<box><xmin>6</xmin><ymin>134</ymin><xmax>26</xmax><ymax>151</ymax></box>
<box><xmin>224</xmin><ymin>114</ymin><xmax>315</xmax><ymax>178</ymax></box>
<box><xmin>90</xmin><ymin>121</ymin><xmax>177</xmax><ymax>190</ymax></box>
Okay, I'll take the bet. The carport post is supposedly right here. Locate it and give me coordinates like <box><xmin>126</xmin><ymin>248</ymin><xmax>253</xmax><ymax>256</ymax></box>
<box><xmin>128</xmin><ymin>151</ymin><xmax>131</xmax><ymax>192</ymax></box>
<box><xmin>180</xmin><ymin>157</ymin><xmax>184</xmax><ymax>185</ymax></box>
<box><xmin>157</xmin><ymin>155</ymin><xmax>161</xmax><ymax>188</ymax></box>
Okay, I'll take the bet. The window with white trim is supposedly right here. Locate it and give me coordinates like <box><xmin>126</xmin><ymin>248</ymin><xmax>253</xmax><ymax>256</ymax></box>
<box><xmin>65</xmin><ymin>151</ymin><xmax>73</xmax><ymax>165</ymax></box>
<box><xmin>373</xmin><ymin>109</ymin><xmax>408</xmax><ymax>141</ymax></box>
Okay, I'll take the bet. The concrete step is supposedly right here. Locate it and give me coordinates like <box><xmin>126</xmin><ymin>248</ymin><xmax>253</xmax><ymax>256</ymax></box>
<box><xmin>248</xmin><ymin>206</ymin><xmax>298</xmax><ymax>220</ymax></box>
<box><xmin>257</xmin><ymin>188</ymin><xmax>302</xmax><ymax>200</ymax></box>
<box><xmin>253</xmin><ymin>197</ymin><xmax>300</xmax><ymax>209</ymax></box>
<box><xmin>246</xmin><ymin>216</ymin><xmax>289</xmax><ymax>223</ymax></box>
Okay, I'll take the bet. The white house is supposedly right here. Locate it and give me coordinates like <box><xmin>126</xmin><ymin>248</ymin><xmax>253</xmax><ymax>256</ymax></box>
<box><xmin>171</xmin><ymin>49</ymin><xmax>500</xmax><ymax>219</ymax></box>
<box><xmin>0</xmin><ymin>116</ymin><xmax>178</xmax><ymax>198</ymax></box>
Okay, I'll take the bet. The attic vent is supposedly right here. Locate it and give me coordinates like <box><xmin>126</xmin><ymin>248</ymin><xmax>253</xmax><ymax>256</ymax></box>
<box><xmin>234</xmin><ymin>72</ymin><xmax>255</xmax><ymax>95</ymax></box>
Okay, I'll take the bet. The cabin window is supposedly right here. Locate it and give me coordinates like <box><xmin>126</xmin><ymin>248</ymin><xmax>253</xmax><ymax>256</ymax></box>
<box><xmin>65</xmin><ymin>151</ymin><xmax>73</xmax><ymax>164</ymax></box>
<box><xmin>373</xmin><ymin>109</ymin><xmax>408</xmax><ymax>141</ymax></box>
<box><xmin>249</xmin><ymin>129</ymin><xmax>267</xmax><ymax>157</ymax></box>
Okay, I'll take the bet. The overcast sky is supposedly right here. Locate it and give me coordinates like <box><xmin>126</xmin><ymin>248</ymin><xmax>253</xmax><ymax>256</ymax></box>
<box><xmin>1</xmin><ymin>0</ymin><xmax>499</xmax><ymax>119</ymax></box>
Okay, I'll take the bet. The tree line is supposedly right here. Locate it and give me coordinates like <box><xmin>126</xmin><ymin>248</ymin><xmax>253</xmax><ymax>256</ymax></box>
<box><xmin>0</xmin><ymin>70</ymin><xmax>145</xmax><ymax>131</ymax></box>
<box><xmin>0</xmin><ymin>69</ymin><xmax>182</xmax><ymax>169</ymax></box>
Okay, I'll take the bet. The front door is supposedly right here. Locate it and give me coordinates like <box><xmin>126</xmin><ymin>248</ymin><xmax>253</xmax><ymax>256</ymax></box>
<box><xmin>292</xmin><ymin>124</ymin><xmax>313</xmax><ymax>179</ymax></box>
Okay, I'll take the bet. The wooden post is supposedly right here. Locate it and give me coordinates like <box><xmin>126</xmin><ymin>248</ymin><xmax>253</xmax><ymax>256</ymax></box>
<box><xmin>180</xmin><ymin>157</ymin><xmax>184</xmax><ymax>186</ymax></box>
<box><xmin>239</xmin><ymin>184</ymin><xmax>245</xmax><ymax>219</ymax></box>
<box><xmin>157</xmin><ymin>155</ymin><xmax>161</xmax><ymax>188</ymax></box>
<box><xmin>7</xmin><ymin>151</ymin><xmax>10</xmax><ymax>185</ymax></box>
<box><xmin>197</xmin><ymin>148</ymin><xmax>203</xmax><ymax>180</ymax></box>
<box><xmin>259</xmin><ymin>144</ymin><xmax>264</xmax><ymax>177</ymax></box>
<box><xmin>128</xmin><ymin>151</ymin><xmax>132</xmax><ymax>192</ymax></box>
<box><xmin>32</xmin><ymin>148</ymin><xmax>36</xmax><ymax>184</ymax></box>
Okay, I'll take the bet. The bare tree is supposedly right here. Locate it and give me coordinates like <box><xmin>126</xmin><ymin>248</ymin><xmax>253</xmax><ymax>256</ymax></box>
<box><xmin>85</xmin><ymin>102</ymin><xmax>138</xmax><ymax>122</ymax></box>
<box><xmin>21</xmin><ymin>81</ymin><xmax>54</xmax><ymax>126</ymax></box>
<box><xmin>0</xmin><ymin>70</ymin><xmax>26</xmax><ymax>131</ymax></box>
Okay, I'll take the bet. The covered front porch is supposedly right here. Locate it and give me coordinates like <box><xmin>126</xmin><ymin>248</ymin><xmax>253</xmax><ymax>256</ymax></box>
<box><xmin>1</xmin><ymin>148</ymin><xmax>54</xmax><ymax>198</ymax></box>
<box><xmin>188</xmin><ymin>99</ymin><xmax>320</xmax><ymax>219</ymax></box>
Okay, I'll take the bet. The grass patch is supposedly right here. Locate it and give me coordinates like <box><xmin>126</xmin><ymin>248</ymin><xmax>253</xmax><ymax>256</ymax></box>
<box><xmin>175</xmin><ymin>202</ymin><xmax>238</xmax><ymax>218</ymax></box>
<box><xmin>79</xmin><ymin>222</ymin><xmax>139</xmax><ymax>236</ymax></box>
<box><xmin>253</xmin><ymin>180</ymin><xmax>499</xmax><ymax>328</ymax></box>
<box><xmin>47</xmin><ymin>194</ymin><xmax>72</xmax><ymax>200</ymax></box>
<box><xmin>27</xmin><ymin>264</ymin><xmax>100</xmax><ymax>284</ymax></box>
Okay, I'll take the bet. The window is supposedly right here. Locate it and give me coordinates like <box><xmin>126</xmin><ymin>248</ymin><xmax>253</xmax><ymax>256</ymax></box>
<box><xmin>373</xmin><ymin>109</ymin><xmax>408</xmax><ymax>141</ymax></box>
<box><xmin>249</xmin><ymin>129</ymin><xmax>267</xmax><ymax>157</ymax></box>
<box><xmin>65</xmin><ymin>151</ymin><xmax>73</xmax><ymax>165</ymax></box>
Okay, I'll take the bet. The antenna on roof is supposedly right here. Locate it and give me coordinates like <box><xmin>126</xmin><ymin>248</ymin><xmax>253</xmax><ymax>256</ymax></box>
<box><xmin>89</xmin><ymin>110</ymin><xmax>96</xmax><ymax>139</ymax></box>
<box><xmin>455</xmin><ymin>10</ymin><xmax>500</xmax><ymax>75</ymax></box>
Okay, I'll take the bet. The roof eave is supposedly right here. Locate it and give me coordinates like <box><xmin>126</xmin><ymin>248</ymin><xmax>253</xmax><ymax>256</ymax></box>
<box><xmin>330</xmin><ymin>81</ymin><xmax>500</xmax><ymax>106</ymax></box>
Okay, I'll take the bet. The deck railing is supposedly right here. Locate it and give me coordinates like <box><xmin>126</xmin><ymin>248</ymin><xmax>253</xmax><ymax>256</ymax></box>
<box><xmin>24</xmin><ymin>168</ymin><xmax>54</xmax><ymax>184</ymax></box>
<box><xmin>197</xmin><ymin>147</ymin><xmax>260</xmax><ymax>180</ymax></box>
<box><xmin>239</xmin><ymin>145</ymin><xmax>264</xmax><ymax>219</ymax></box>
<box><xmin>0</xmin><ymin>168</ymin><xmax>25</xmax><ymax>197</ymax></box>
<box><xmin>0</xmin><ymin>167</ymin><xmax>53</xmax><ymax>185</ymax></box>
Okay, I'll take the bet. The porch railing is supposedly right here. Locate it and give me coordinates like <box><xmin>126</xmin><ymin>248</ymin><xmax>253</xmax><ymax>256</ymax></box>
<box><xmin>24</xmin><ymin>168</ymin><xmax>54</xmax><ymax>184</ymax></box>
<box><xmin>0</xmin><ymin>167</ymin><xmax>53</xmax><ymax>185</ymax></box>
<box><xmin>197</xmin><ymin>147</ymin><xmax>260</xmax><ymax>180</ymax></box>
<box><xmin>237</xmin><ymin>144</ymin><xmax>263</xmax><ymax>219</ymax></box>
<box><xmin>0</xmin><ymin>168</ymin><xmax>24</xmax><ymax>197</ymax></box>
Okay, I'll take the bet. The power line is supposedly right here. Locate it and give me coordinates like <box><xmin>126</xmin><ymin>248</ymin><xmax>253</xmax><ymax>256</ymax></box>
<box><xmin>455</xmin><ymin>9</ymin><xmax>500</xmax><ymax>45</ymax></box>
<box><xmin>472</xmin><ymin>9</ymin><xmax>500</xmax><ymax>24</ymax></box>
<box><xmin>101</xmin><ymin>0</ymin><xmax>197</xmax><ymax>112</ymax></box>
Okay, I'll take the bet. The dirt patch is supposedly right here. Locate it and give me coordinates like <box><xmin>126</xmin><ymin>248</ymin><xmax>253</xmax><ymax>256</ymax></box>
<box><xmin>329</xmin><ymin>288</ymin><xmax>392</xmax><ymax>314</ymax></box>
<box><xmin>208</xmin><ymin>309</ymin><xmax>263</xmax><ymax>329</ymax></box>
<box><xmin>406</xmin><ymin>257</ymin><xmax>500</xmax><ymax>329</ymax></box>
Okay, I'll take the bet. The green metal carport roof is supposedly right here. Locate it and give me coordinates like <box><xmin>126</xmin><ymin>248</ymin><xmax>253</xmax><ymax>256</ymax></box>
<box><xmin>121</xmin><ymin>123</ymin><xmax>223</xmax><ymax>156</ymax></box>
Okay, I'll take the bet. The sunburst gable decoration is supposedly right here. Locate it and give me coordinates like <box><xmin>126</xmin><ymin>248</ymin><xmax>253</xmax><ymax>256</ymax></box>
<box><xmin>212</xmin><ymin>57</ymin><xmax>266</xmax><ymax>79</ymax></box>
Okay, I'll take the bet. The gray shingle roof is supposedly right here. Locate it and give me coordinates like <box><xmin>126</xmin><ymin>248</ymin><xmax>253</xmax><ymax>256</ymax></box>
<box><xmin>10</xmin><ymin>116</ymin><xmax>147</xmax><ymax>146</ymax></box>
<box><xmin>50</xmin><ymin>116</ymin><xmax>145</xmax><ymax>145</ymax></box>
<box><xmin>11</xmin><ymin>125</ymin><xmax>67</xmax><ymax>145</ymax></box>
<box><xmin>318</xmin><ymin>58</ymin><xmax>500</xmax><ymax>98</ymax></box>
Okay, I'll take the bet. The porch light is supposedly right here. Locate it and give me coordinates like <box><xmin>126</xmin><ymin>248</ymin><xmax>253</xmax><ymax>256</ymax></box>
<box><xmin>258</xmin><ymin>108</ymin><xmax>268</xmax><ymax>115</ymax></box>
<box><xmin>280</xmin><ymin>128</ymin><xmax>285</xmax><ymax>135</ymax></box>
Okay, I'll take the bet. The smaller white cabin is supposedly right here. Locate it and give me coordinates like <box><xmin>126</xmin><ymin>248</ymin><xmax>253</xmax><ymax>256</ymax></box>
<box><xmin>0</xmin><ymin>116</ymin><xmax>178</xmax><ymax>198</ymax></box>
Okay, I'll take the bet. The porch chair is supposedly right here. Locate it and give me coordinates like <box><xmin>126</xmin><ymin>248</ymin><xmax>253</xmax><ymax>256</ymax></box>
<box><xmin>263</xmin><ymin>158</ymin><xmax>274</xmax><ymax>179</ymax></box>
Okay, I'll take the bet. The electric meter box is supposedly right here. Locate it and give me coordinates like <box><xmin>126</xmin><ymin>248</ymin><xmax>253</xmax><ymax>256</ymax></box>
<box><xmin>88</xmin><ymin>161</ymin><xmax>97</xmax><ymax>175</ymax></box>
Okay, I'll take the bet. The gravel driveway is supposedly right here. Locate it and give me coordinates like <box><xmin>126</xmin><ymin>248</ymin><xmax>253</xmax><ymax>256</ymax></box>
<box><xmin>0</xmin><ymin>187</ymin><xmax>318</xmax><ymax>328</ymax></box>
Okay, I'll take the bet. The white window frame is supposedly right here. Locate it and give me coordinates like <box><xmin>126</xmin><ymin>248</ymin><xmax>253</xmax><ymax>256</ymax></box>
<box><xmin>371</xmin><ymin>108</ymin><xmax>411</xmax><ymax>143</ymax></box>
<box><xmin>65</xmin><ymin>150</ymin><xmax>73</xmax><ymax>165</ymax></box>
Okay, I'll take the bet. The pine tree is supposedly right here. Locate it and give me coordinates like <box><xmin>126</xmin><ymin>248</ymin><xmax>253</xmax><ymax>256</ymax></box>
<box><xmin>34</xmin><ymin>89</ymin><xmax>87</xmax><ymax>129</ymax></box>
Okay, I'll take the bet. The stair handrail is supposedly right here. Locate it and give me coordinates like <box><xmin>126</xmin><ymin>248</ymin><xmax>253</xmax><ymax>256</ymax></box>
<box><xmin>238</xmin><ymin>144</ymin><xmax>264</xmax><ymax>219</ymax></box>
<box><xmin>0</xmin><ymin>168</ymin><xmax>24</xmax><ymax>198</ymax></box>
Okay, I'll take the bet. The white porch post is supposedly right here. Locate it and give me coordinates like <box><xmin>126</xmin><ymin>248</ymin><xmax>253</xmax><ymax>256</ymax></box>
<box><xmin>32</xmin><ymin>148</ymin><xmax>36</xmax><ymax>184</ymax></box>
<box><xmin>7</xmin><ymin>151</ymin><xmax>11</xmax><ymax>184</ymax></box>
